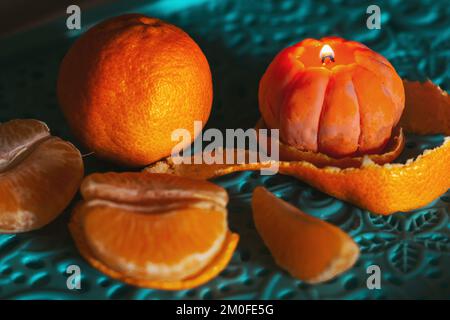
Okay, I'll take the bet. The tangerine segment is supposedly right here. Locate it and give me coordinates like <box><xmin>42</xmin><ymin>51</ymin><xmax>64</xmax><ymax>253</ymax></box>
<box><xmin>70</xmin><ymin>204</ymin><xmax>239</xmax><ymax>290</ymax></box>
<box><xmin>252</xmin><ymin>187</ymin><xmax>359</xmax><ymax>283</ymax></box>
<box><xmin>0</xmin><ymin>119</ymin><xmax>84</xmax><ymax>233</ymax></box>
<box><xmin>82</xmin><ymin>203</ymin><xmax>227</xmax><ymax>281</ymax></box>
<box><xmin>400</xmin><ymin>80</ymin><xmax>450</xmax><ymax>135</ymax></box>
<box><xmin>81</xmin><ymin>172</ymin><xmax>228</xmax><ymax>208</ymax></box>
<box><xmin>256</xmin><ymin>119</ymin><xmax>405</xmax><ymax>168</ymax></box>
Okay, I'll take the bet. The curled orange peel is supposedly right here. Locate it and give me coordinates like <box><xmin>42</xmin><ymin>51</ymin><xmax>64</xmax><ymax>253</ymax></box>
<box><xmin>400</xmin><ymin>80</ymin><xmax>450</xmax><ymax>134</ymax></box>
<box><xmin>69</xmin><ymin>204</ymin><xmax>239</xmax><ymax>290</ymax></box>
<box><xmin>146</xmin><ymin>80</ymin><xmax>450</xmax><ymax>215</ymax></box>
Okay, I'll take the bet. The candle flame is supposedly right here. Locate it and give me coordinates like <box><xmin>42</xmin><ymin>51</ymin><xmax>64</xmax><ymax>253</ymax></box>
<box><xmin>320</xmin><ymin>44</ymin><xmax>335</xmax><ymax>64</ymax></box>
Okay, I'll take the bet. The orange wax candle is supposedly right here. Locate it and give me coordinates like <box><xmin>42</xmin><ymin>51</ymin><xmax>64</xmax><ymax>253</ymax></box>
<box><xmin>259</xmin><ymin>37</ymin><xmax>405</xmax><ymax>158</ymax></box>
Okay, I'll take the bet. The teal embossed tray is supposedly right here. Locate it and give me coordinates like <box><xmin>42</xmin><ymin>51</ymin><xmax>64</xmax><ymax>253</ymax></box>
<box><xmin>0</xmin><ymin>0</ymin><xmax>449</xmax><ymax>299</ymax></box>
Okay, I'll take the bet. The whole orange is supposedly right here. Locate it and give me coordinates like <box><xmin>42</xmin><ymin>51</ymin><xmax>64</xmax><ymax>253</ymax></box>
<box><xmin>57</xmin><ymin>14</ymin><xmax>213</xmax><ymax>166</ymax></box>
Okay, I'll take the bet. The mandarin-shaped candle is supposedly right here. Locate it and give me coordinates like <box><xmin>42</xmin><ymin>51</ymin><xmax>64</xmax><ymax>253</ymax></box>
<box><xmin>259</xmin><ymin>37</ymin><xmax>405</xmax><ymax>157</ymax></box>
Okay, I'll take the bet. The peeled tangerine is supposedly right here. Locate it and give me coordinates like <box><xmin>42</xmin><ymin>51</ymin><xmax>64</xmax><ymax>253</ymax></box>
<box><xmin>0</xmin><ymin>119</ymin><xmax>84</xmax><ymax>233</ymax></box>
<box><xmin>259</xmin><ymin>37</ymin><xmax>405</xmax><ymax>159</ymax></box>
<box><xmin>69</xmin><ymin>172</ymin><xmax>238</xmax><ymax>290</ymax></box>
<box><xmin>252</xmin><ymin>187</ymin><xmax>359</xmax><ymax>283</ymax></box>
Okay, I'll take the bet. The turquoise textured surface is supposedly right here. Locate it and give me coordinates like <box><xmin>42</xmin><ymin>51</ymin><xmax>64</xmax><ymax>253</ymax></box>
<box><xmin>0</xmin><ymin>0</ymin><xmax>449</xmax><ymax>299</ymax></box>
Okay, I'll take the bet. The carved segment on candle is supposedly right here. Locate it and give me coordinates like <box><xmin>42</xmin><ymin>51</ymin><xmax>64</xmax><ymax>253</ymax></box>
<box><xmin>352</xmin><ymin>66</ymin><xmax>397</xmax><ymax>154</ymax></box>
<box><xmin>259</xmin><ymin>45</ymin><xmax>305</xmax><ymax>129</ymax></box>
<box><xmin>318</xmin><ymin>67</ymin><xmax>360</xmax><ymax>157</ymax></box>
<box><xmin>280</xmin><ymin>68</ymin><xmax>331</xmax><ymax>152</ymax></box>
<box><xmin>354</xmin><ymin>50</ymin><xmax>404</xmax><ymax>125</ymax></box>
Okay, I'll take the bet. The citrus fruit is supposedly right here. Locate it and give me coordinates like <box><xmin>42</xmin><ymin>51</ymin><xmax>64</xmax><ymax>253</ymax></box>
<box><xmin>259</xmin><ymin>37</ymin><xmax>404</xmax><ymax>157</ymax></box>
<box><xmin>0</xmin><ymin>119</ymin><xmax>84</xmax><ymax>233</ymax></box>
<box><xmin>69</xmin><ymin>172</ymin><xmax>238</xmax><ymax>289</ymax></box>
<box><xmin>57</xmin><ymin>14</ymin><xmax>213</xmax><ymax>166</ymax></box>
<box><xmin>252</xmin><ymin>187</ymin><xmax>359</xmax><ymax>283</ymax></box>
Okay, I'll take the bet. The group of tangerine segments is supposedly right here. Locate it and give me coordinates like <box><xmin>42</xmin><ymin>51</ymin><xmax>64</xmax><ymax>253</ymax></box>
<box><xmin>1</xmin><ymin>80</ymin><xmax>449</xmax><ymax>289</ymax></box>
<box><xmin>69</xmin><ymin>172</ymin><xmax>239</xmax><ymax>290</ymax></box>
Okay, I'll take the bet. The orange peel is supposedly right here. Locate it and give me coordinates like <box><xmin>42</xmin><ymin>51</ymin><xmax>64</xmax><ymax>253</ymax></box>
<box><xmin>252</xmin><ymin>187</ymin><xmax>359</xmax><ymax>283</ymax></box>
<box><xmin>146</xmin><ymin>80</ymin><xmax>450</xmax><ymax>215</ymax></box>
<box><xmin>400</xmin><ymin>80</ymin><xmax>450</xmax><ymax>134</ymax></box>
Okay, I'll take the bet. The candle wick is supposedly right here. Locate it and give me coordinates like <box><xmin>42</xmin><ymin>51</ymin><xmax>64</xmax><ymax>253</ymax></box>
<box><xmin>321</xmin><ymin>55</ymin><xmax>335</xmax><ymax>65</ymax></box>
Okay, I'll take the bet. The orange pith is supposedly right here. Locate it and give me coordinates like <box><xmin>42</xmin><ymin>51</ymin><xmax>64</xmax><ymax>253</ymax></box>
<box><xmin>69</xmin><ymin>172</ymin><xmax>239</xmax><ymax>289</ymax></box>
<box><xmin>81</xmin><ymin>172</ymin><xmax>228</xmax><ymax>208</ymax></box>
<box><xmin>145</xmin><ymin>80</ymin><xmax>450</xmax><ymax>215</ymax></box>
<box><xmin>0</xmin><ymin>119</ymin><xmax>84</xmax><ymax>233</ymax></box>
<box><xmin>57</xmin><ymin>14</ymin><xmax>213</xmax><ymax>166</ymax></box>
<box><xmin>252</xmin><ymin>187</ymin><xmax>359</xmax><ymax>283</ymax></box>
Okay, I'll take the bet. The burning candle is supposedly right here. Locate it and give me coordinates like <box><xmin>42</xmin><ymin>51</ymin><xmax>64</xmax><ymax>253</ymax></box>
<box><xmin>320</xmin><ymin>44</ymin><xmax>335</xmax><ymax>65</ymax></box>
<box><xmin>258</xmin><ymin>37</ymin><xmax>405</xmax><ymax>158</ymax></box>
